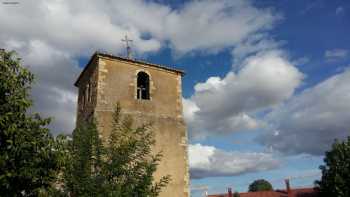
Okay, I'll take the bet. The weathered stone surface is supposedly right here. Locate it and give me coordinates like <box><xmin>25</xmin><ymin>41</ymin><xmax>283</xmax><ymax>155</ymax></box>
<box><xmin>75</xmin><ymin>53</ymin><xmax>189</xmax><ymax>197</ymax></box>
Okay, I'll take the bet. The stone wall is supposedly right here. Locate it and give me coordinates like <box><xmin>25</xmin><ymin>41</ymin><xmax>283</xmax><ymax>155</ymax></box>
<box><xmin>76</xmin><ymin>54</ymin><xmax>189</xmax><ymax>197</ymax></box>
<box><xmin>76</xmin><ymin>56</ymin><xmax>99</xmax><ymax>122</ymax></box>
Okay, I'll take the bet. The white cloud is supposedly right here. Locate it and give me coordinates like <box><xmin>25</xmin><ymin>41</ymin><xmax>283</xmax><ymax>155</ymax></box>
<box><xmin>106</xmin><ymin>0</ymin><xmax>279</xmax><ymax>53</ymax></box>
<box><xmin>232</xmin><ymin>35</ymin><xmax>284</xmax><ymax>63</ymax></box>
<box><xmin>159</xmin><ymin>0</ymin><xmax>278</xmax><ymax>53</ymax></box>
<box><xmin>184</xmin><ymin>50</ymin><xmax>303</xmax><ymax>139</ymax></box>
<box><xmin>0</xmin><ymin>0</ymin><xmax>161</xmax><ymax>56</ymax></box>
<box><xmin>0</xmin><ymin>0</ymin><xmax>279</xmax><ymax>134</ymax></box>
<box><xmin>189</xmin><ymin>143</ymin><xmax>280</xmax><ymax>179</ymax></box>
<box><xmin>259</xmin><ymin>69</ymin><xmax>350</xmax><ymax>155</ymax></box>
<box><xmin>0</xmin><ymin>0</ymin><xmax>278</xmax><ymax>55</ymax></box>
<box><xmin>182</xmin><ymin>98</ymin><xmax>200</xmax><ymax>123</ymax></box>
<box><xmin>4</xmin><ymin>39</ymin><xmax>80</xmax><ymax>134</ymax></box>
<box><xmin>336</xmin><ymin>6</ymin><xmax>345</xmax><ymax>15</ymax></box>
<box><xmin>325</xmin><ymin>49</ymin><xmax>348</xmax><ymax>61</ymax></box>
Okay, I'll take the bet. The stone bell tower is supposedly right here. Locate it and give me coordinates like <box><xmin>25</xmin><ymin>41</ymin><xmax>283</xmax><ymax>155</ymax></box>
<box><xmin>74</xmin><ymin>52</ymin><xmax>189</xmax><ymax>197</ymax></box>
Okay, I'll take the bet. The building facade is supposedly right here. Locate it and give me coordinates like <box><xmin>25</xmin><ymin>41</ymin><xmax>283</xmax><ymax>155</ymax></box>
<box><xmin>74</xmin><ymin>52</ymin><xmax>189</xmax><ymax>197</ymax></box>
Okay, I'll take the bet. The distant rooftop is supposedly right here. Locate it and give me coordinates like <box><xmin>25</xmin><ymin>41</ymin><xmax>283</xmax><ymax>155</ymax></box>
<box><xmin>208</xmin><ymin>188</ymin><xmax>319</xmax><ymax>197</ymax></box>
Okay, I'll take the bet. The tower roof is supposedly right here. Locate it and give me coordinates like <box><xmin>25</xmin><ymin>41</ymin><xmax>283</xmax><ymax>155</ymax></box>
<box><xmin>74</xmin><ymin>51</ymin><xmax>185</xmax><ymax>86</ymax></box>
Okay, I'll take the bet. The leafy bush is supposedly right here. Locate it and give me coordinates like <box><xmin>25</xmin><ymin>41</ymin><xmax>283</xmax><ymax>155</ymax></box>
<box><xmin>316</xmin><ymin>137</ymin><xmax>350</xmax><ymax>197</ymax></box>
<box><xmin>248</xmin><ymin>179</ymin><xmax>273</xmax><ymax>192</ymax></box>
<box><xmin>0</xmin><ymin>50</ymin><xmax>61</xmax><ymax>196</ymax></box>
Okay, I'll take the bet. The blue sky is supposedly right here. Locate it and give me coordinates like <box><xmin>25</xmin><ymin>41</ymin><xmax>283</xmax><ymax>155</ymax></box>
<box><xmin>1</xmin><ymin>0</ymin><xmax>349</xmax><ymax>196</ymax></box>
<box><xmin>138</xmin><ymin>1</ymin><xmax>350</xmax><ymax>194</ymax></box>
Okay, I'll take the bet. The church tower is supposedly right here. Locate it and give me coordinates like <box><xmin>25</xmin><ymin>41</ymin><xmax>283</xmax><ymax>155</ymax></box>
<box><xmin>74</xmin><ymin>52</ymin><xmax>189</xmax><ymax>197</ymax></box>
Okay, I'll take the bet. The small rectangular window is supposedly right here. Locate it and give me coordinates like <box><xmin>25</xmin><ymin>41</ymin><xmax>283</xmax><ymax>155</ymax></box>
<box><xmin>87</xmin><ymin>82</ymin><xmax>91</xmax><ymax>102</ymax></box>
<box><xmin>137</xmin><ymin>72</ymin><xmax>150</xmax><ymax>100</ymax></box>
<box><xmin>82</xmin><ymin>88</ymin><xmax>85</xmax><ymax>108</ymax></box>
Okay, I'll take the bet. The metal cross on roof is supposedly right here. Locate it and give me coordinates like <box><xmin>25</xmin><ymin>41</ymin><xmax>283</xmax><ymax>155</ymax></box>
<box><xmin>121</xmin><ymin>35</ymin><xmax>133</xmax><ymax>59</ymax></box>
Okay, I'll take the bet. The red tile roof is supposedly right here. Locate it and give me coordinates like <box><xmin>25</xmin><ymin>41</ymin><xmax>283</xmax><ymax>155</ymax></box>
<box><xmin>208</xmin><ymin>188</ymin><xmax>319</xmax><ymax>197</ymax></box>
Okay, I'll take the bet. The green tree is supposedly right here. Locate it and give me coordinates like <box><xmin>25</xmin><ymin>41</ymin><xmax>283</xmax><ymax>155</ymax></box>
<box><xmin>63</xmin><ymin>104</ymin><xmax>170</xmax><ymax>196</ymax></box>
<box><xmin>62</xmin><ymin>120</ymin><xmax>103</xmax><ymax>196</ymax></box>
<box><xmin>316</xmin><ymin>137</ymin><xmax>350</xmax><ymax>197</ymax></box>
<box><xmin>248</xmin><ymin>179</ymin><xmax>273</xmax><ymax>192</ymax></box>
<box><xmin>0</xmin><ymin>49</ymin><xmax>61</xmax><ymax>196</ymax></box>
<box><xmin>233</xmin><ymin>191</ymin><xmax>240</xmax><ymax>197</ymax></box>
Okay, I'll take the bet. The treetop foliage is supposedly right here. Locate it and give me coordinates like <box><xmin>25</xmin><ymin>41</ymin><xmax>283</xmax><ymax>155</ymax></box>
<box><xmin>0</xmin><ymin>49</ymin><xmax>61</xmax><ymax>196</ymax></box>
<box><xmin>248</xmin><ymin>179</ymin><xmax>273</xmax><ymax>192</ymax></box>
<box><xmin>0</xmin><ymin>49</ymin><xmax>169</xmax><ymax>196</ymax></box>
<box><xmin>62</xmin><ymin>103</ymin><xmax>170</xmax><ymax>196</ymax></box>
<box><xmin>316</xmin><ymin>137</ymin><xmax>350</xmax><ymax>197</ymax></box>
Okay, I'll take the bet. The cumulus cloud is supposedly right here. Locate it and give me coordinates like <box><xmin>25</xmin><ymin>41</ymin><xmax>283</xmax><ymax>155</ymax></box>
<box><xmin>0</xmin><ymin>0</ymin><xmax>279</xmax><ymax>134</ymax></box>
<box><xmin>324</xmin><ymin>49</ymin><xmax>348</xmax><ymax>61</ymax></box>
<box><xmin>157</xmin><ymin>0</ymin><xmax>278</xmax><ymax>53</ymax></box>
<box><xmin>258</xmin><ymin>69</ymin><xmax>350</xmax><ymax>155</ymax></box>
<box><xmin>184</xmin><ymin>50</ymin><xmax>303</xmax><ymax>139</ymax></box>
<box><xmin>0</xmin><ymin>0</ymin><xmax>162</xmax><ymax>56</ymax></box>
<box><xmin>232</xmin><ymin>35</ymin><xmax>284</xmax><ymax>63</ymax></box>
<box><xmin>4</xmin><ymin>40</ymin><xmax>81</xmax><ymax>134</ymax></box>
<box><xmin>0</xmin><ymin>0</ymin><xmax>278</xmax><ymax>55</ymax></box>
<box><xmin>189</xmin><ymin>143</ymin><xmax>280</xmax><ymax>179</ymax></box>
